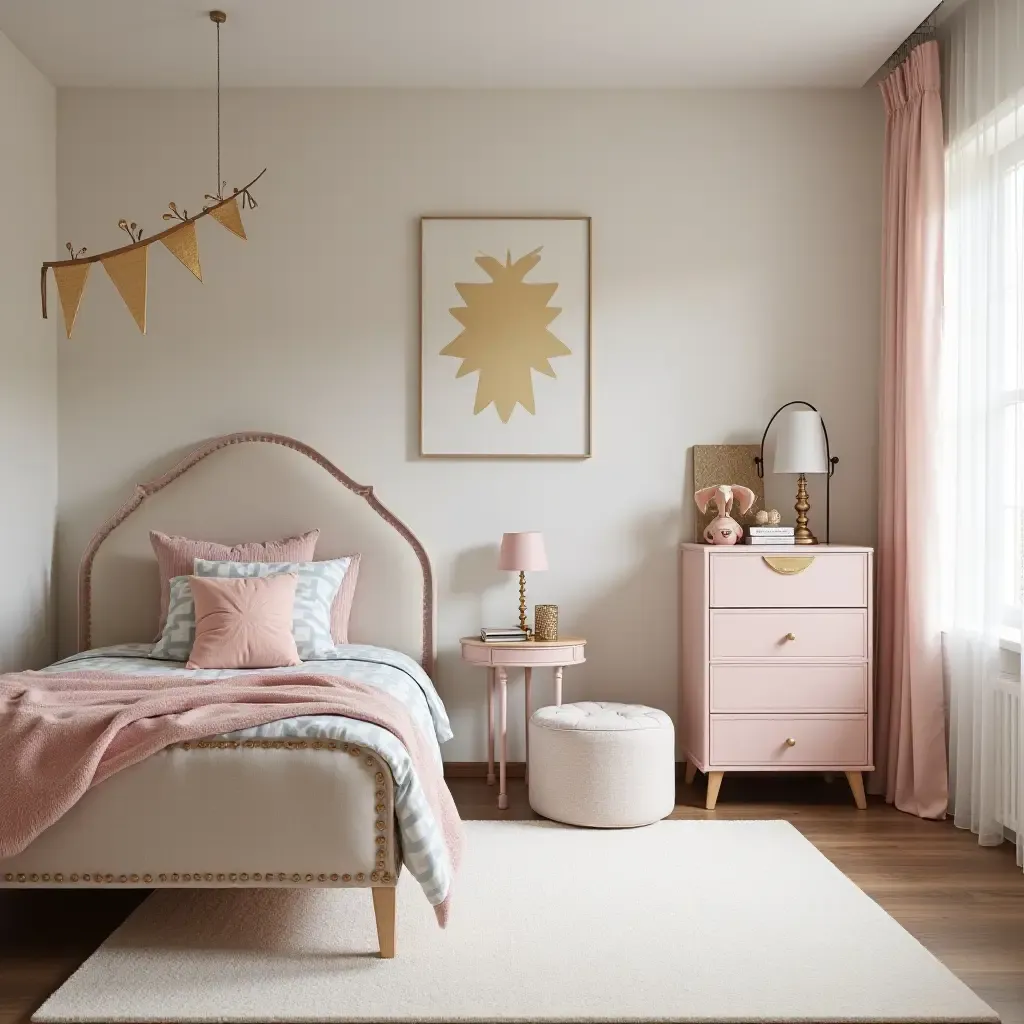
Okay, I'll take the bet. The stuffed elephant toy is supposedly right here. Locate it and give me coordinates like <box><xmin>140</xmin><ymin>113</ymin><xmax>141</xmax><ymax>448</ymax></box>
<box><xmin>695</xmin><ymin>484</ymin><xmax>757</xmax><ymax>545</ymax></box>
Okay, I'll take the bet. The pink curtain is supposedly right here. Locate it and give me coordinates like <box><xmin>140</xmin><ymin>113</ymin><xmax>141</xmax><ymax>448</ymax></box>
<box><xmin>873</xmin><ymin>41</ymin><xmax>948</xmax><ymax>819</ymax></box>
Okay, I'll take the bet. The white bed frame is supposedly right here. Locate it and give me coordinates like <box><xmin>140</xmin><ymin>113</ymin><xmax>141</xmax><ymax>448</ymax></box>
<box><xmin>0</xmin><ymin>432</ymin><xmax>438</xmax><ymax>959</ymax></box>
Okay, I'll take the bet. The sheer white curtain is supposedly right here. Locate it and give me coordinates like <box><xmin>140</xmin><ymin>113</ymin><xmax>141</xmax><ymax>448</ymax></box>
<box><xmin>942</xmin><ymin>0</ymin><xmax>1024</xmax><ymax>871</ymax></box>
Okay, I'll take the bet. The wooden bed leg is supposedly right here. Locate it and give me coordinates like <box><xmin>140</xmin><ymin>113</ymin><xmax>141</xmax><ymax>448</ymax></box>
<box><xmin>371</xmin><ymin>887</ymin><xmax>396</xmax><ymax>959</ymax></box>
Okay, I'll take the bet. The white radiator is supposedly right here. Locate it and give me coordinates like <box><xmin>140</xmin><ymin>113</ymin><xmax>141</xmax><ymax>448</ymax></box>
<box><xmin>994</xmin><ymin>675</ymin><xmax>1021</xmax><ymax>833</ymax></box>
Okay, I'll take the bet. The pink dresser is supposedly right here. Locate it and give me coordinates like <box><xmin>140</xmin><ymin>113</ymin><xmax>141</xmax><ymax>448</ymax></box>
<box><xmin>679</xmin><ymin>543</ymin><xmax>873</xmax><ymax>809</ymax></box>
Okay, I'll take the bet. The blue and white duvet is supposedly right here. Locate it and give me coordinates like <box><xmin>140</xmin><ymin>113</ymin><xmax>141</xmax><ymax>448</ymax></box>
<box><xmin>41</xmin><ymin>644</ymin><xmax>455</xmax><ymax>910</ymax></box>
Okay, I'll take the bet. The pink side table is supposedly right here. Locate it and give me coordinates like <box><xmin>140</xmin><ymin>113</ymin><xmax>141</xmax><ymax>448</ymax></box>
<box><xmin>459</xmin><ymin>636</ymin><xmax>587</xmax><ymax>809</ymax></box>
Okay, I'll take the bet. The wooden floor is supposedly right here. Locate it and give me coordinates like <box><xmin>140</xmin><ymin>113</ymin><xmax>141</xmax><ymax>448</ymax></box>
<box><xmin>1</xmin><ymin>774</ymin><xmax>1022</xmax><ymax>1024</ymax></box>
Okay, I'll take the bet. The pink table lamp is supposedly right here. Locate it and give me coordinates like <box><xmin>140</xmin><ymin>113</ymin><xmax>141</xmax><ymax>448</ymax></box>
<box><xmin>499</xmin><ymin>532</ymin><xmax>547</xmax><ymax>633</ymax></box>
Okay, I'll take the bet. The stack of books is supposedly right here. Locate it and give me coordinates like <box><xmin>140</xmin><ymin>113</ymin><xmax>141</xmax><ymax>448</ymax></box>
<box><xmin>480</xmin><ymin>627</ymin><xmax>529</xmax><ymax>643</ymax></box>
<box><xmin>744</xmin><ymin>525</ymin><xmax>796</xmax><ymax>545</ymax></box>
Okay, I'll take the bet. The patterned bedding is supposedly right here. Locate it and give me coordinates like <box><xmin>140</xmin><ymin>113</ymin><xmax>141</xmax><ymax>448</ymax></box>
<box><xmin>40</xmin><ymin>644</ymin><xmax>455</xmax><ymax>910</ymax></box>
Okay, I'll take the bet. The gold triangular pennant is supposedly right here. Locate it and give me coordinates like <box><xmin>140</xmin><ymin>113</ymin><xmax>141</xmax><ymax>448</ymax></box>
<box><xmin>102</xmin><ymin>246</ymin><xmax>148</xmax><ymax>334</ymax></box>
<box><xmin>208</xmin><ymin>196</ymin><xmax>246</xmax><ymax>239</ymax></box>
<box><xmin>161</xmin><ymin>221</ymin><xmax>202</xmax><ymax>281</ymax></box>
<box><xmin>53</xmin><ymin>262</ymin><xmax>91</xmax><ymax>339</ymax></box>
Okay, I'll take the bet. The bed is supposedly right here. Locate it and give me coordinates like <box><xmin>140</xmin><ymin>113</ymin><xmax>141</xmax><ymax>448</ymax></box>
<box><xmin>0</xmin><ymin>432</ymin><xmax>453</xmax><ymax>959</ymax></box>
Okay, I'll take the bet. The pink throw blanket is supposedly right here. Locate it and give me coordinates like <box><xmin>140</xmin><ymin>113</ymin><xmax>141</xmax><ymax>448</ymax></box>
<box><xmin>0</xmin><ymin>670</ymin><xmax>463</xmax><ymax>925</ymax></box>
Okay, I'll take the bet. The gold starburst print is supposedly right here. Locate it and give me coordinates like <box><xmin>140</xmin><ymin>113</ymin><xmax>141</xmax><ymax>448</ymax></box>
<box><xmin>441</xmin><ymin>247</ymin><xmax>571</xmax><ymax>423</ymax></box>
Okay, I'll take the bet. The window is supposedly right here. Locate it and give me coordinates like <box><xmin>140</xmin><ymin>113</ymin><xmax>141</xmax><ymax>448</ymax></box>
<box><xmin>999</xmin><ymin>146</ymin><xmax>1024</xmax><ymax>634</ymax></box>
<box><xmin>942</xmin><ymin>109</ymin><xmax>1024</xmax><ymax>645</ymax></box>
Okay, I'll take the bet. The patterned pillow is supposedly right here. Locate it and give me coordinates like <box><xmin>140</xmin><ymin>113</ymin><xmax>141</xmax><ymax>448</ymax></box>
<box><xmin>151</xmin><ymin>575</ymin><xmax>198</xmax><ymax>661</ymax></box>
<box><xmin>197</xmin><ymin>558</ymin><xmax>349</xmax><ymax>659</ymax></box>
<box><xmin>150</xmin><ymin>558</ymin><xmax>350</xmax><ymax>662</ymax></box>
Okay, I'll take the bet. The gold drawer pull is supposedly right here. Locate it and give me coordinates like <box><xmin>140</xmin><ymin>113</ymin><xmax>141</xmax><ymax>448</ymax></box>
<box><xmin>784</xmin><ymin>632</ymin><xmax>796</xmax><ymax>642</ymax></box>
<box><xmin>784</xmin><ymin>737</ymin><xmax>797</xmax><ymax>748</ymax></box>
<box><xmin>763</xmin><ymin>556</ymin><xmax>815</xmax><ymax>576</ymax></box>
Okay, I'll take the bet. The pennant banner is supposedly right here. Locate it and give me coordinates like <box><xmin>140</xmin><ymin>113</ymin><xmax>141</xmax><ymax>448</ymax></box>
<box><xmin>208</xmin><ymin>196</ymin><xmax>247</xmax><ymax>239</ymax></box>
<box><xmin>102</xmin><ymin>246</ymin><xmax>149</xmax><ymax>334</ymax></box>
<box><xmin>42</xmin><ymin>168</ymin><xmax>263</xmax><ymax>337</ymax></box>
<box><xmin>161</xmin><ymin>221</ymin><xmax>203</xmax><ymax>281</ymax></box>
<box><xmin>53</xmin><ymin>263</ymin><xmax>91</xmax><ymax>339</ymax></box>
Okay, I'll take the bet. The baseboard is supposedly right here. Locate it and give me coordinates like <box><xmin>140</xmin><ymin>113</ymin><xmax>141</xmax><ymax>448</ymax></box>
<box><xmin>444</xmin><ymin>761</ymin><xmax>683</xmax><ymax>780</ymax></box>
<box><xmin>444</xmin><ymin>761</ymin><xmax>526</xmax><ymax>779</ymax></box>
<box><xmin>443</xmin><ymin>761</ymin><xmax>831</xmax><ymax>782</ymax></box>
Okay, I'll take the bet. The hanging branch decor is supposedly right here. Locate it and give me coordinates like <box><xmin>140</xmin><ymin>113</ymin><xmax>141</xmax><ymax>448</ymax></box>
<box><xmin>40</xmin><ymin>11</ymin><xmax>264</xmax><ymax>338</ymax></box>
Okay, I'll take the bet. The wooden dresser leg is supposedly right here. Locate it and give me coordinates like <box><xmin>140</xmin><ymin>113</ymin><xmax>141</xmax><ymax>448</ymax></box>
<box><xmin>845</xmin><ymin>771</ymin><xmax>868</xmax><ymax>810</ymax></box>
<box><xmin>684</xmin><ymin>760</ymin><xmax>698</xmax><ymax>785</ymax></box>
<box><xmin>372</xmin><ymin>887</ymin><xmax>396</xmax><ymax>959</ymax></box>
<box><xmin>705</xmin><ymin>771</ymin><xmax>724</xmax><ymax>810</ymax></box>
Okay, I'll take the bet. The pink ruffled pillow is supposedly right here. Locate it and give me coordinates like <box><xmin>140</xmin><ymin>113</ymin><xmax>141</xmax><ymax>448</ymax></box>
<box><xmin>186</xmin><ymin>573</ymin><xmax>302</xmax><ymax>670</ymax></box>
<box><xmin>150</xmin><ymin>529</ymin><xmax>319</xmax><ymax>635</ymax></box>
<box><xmin>331</xmin><ymin>552</ymin><xmax>360</xmax><ymax>643</ymax></box>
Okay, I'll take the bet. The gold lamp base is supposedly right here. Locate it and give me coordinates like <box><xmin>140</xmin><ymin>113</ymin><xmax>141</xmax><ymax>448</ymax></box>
<box><xmin>793</xmin><ymin>473</ymin><xmax>819</xmax><ymax>545</ymax></box>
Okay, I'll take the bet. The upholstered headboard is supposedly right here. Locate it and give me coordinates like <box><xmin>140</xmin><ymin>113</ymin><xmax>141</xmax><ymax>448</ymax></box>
<box><xmin>79</xmin><ymin>433</ymin><xmax>435</xmax><ymax>673</ymax></box>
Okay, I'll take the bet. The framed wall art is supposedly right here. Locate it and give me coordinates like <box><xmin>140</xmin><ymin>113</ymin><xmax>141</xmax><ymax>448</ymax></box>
<box><xmin>420</xmin><ymin>216</ymin><xmax>591</xmax><ymax>458</ymax></box>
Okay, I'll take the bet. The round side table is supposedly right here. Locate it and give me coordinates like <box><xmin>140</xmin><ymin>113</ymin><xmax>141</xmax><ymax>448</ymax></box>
<box><xmin>459</xmin><ymin>636</ymin><xmax>587</xmax><ymax>809</ymax></box>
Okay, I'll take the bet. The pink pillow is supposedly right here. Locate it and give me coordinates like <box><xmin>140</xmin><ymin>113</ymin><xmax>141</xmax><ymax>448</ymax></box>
<box><xmin>331</xmin><ymin>553</ymin><xmax>360</xmax><ymax>643</ymax></box>
<box><xmin>186</xmin><ymin>573</ymin><xmax>302</xmax><ymax>670</ymax></box>
<box><xmin>150</xmin><ymin>529</ymin><xmax>319</xmax><ymax>634</ymax></box>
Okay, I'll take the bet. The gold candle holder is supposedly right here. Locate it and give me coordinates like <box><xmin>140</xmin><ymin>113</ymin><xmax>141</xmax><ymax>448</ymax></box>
<box><xmin>534</xmin><ymin>605</ymin><xmax>558</xmax><ymax>641</ymax></box>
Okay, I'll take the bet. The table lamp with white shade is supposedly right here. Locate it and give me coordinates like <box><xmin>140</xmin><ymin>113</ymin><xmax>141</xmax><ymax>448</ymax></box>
<box><xmin>754</xmin><ymin>402</ymin><xmax>839</xmax><ymax>545</ymax></box>
<box><xmin>499</xmin><ymin>532</ymin><xmax>547</xmax><ymax>632</ymax></box>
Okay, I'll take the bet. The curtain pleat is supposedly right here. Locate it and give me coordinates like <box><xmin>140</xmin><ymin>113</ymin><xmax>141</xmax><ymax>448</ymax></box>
<box><xmin>874</xmin><ymin>41</ymin><xmax>949</xmax><ymax>819</ymax></box>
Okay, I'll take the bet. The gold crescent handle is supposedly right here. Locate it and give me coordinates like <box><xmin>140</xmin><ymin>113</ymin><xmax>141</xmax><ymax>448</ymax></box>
<box><xmin>762</xmin><ymin>556</ymin><xmax>815</xmax><ymax>576</ymax></box>
<box><xmin>784</xmin><ymin>737</ymin><xmax>797</xmax><ymax>748</ymax></box>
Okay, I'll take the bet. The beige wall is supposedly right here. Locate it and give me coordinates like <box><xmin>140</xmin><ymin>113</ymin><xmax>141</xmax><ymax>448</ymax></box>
<box><xmin>0</xmin><ymin>30</ymin><xmax>56</xmax><ymax>671</ymax></box>
<box><xmin>56</xmin><ymin>88</ymin><xmax>884</xmax><ymax>759</ymax></box>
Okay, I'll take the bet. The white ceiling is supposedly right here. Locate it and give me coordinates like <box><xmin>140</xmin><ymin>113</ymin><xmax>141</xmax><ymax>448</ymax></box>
<box><xmin>0</xmin><ymin>0</ymin><xmax>939</xmax><ymax>89</ymax></box>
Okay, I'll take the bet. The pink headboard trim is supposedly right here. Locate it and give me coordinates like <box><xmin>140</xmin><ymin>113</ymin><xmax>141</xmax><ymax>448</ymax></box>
<box><xmin>77</xmin><ymin>432</ymin><xmax>436</xmax><ymax>674</ymax></box>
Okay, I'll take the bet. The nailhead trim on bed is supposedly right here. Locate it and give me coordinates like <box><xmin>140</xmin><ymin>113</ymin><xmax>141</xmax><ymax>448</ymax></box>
<box><xmin>1</xmin><ymin>749</ymin><xmax>399</xmax><ymax>888</ymax></box>
<box><xmin>2</xmin><ymin>871</ymin><xmax>395</xmax><ymax>885</ymax></box>
<box><xmin>170</xmin><ymin>739</ymin><xmax>368</xmax><ymax>752</ymax></box>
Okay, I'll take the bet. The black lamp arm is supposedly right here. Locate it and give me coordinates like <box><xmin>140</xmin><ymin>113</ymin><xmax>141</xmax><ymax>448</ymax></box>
<box><xmin>753</xmin><ymin>400</ymin><xmax>839</xmax><ymax>544</ymax></box>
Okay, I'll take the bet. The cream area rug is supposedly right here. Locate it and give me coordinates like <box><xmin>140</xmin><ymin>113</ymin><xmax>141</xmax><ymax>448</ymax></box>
<box><xmin>34</xmin><ymin>820</ymin><xmax>996</xmax><ymax>1023</ymax></box>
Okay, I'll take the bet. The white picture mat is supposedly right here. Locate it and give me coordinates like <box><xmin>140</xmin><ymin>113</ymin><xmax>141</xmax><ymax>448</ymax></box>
<box><xmin>420</xmin><ymin>218</ymin><xmax>590</xmax><ymax>457</ymax></box>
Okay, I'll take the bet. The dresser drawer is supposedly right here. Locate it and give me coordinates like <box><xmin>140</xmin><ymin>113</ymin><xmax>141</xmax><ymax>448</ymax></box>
<box><xmin>710</xmin><ymin>714</ymin><xmax>868</xmax><ymax>766</ymax></box>
<box><xmin>710</xmin><ymin>552</ymin><xmax>868</xmax><ymax>609</ymax></box>
<box><xmin>710</xmin><ymin>609</ymin><xmax>867</xmax><ymax>661</ymax></box>
<box><xmin>710</xmin><ymin>663</ymin><xmax>868</xmax><ymax>713</ymax></box>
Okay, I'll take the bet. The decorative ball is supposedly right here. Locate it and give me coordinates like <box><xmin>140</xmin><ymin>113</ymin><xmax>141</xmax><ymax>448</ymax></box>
<box><xmin>768</xmin><ymin>508</ymin><xmax>782</xmax><ymax>526</ymax></box>
<box><xmin>755</xmin><ymin>510</ymin><xmax>769</xmax><ymax>525</ymax></box>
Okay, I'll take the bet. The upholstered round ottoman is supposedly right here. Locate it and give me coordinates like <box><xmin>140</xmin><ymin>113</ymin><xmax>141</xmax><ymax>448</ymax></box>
<box><xmin>528</xmin><ymin>702</ymin><xmax>675</xmax><ymax>827</ymax></box>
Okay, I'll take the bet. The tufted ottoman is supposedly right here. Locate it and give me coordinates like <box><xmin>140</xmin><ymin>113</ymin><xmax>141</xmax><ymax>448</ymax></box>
<box><xmin>528</xmin><ymin>702</ymin><xmax>675</xmax><ymax>827</ymax></box>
